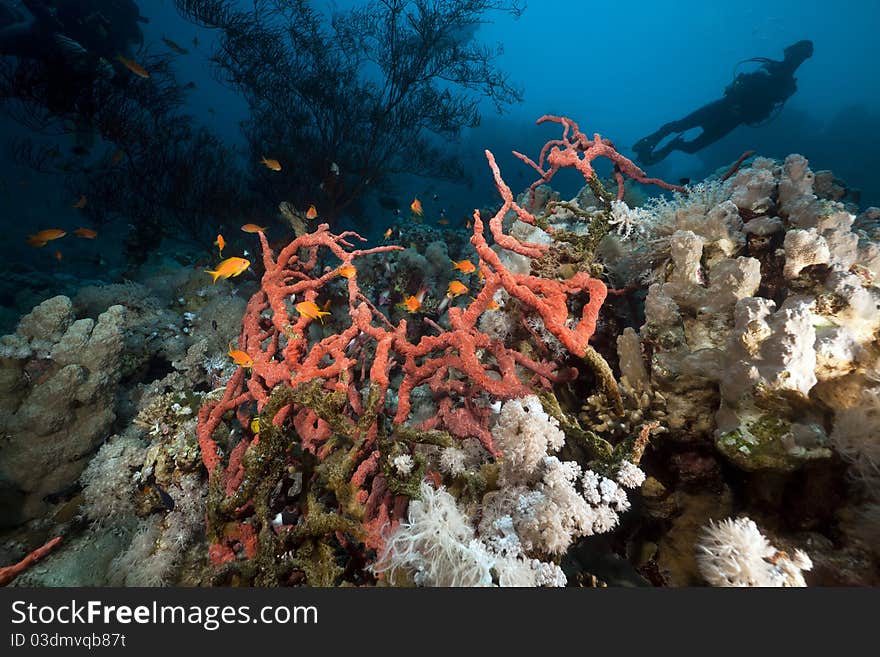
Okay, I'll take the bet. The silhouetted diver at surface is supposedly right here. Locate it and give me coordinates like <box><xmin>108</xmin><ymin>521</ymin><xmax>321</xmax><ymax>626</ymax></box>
<box><xmin>633</xmin><ymin>40</ymin><xmax>814</xmax><ymax>165</ymax></box>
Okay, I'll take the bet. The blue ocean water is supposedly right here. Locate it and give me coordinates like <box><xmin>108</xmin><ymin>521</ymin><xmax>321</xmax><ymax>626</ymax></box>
<box><xmin>1</xmin><ymin>1</ymin><xmax>876</xmax><ymax>322</ymax></box>
<box><xmin>0</xmin><ymin>0</ymin><xmax>878</xmax><ymax>589</ymax></box>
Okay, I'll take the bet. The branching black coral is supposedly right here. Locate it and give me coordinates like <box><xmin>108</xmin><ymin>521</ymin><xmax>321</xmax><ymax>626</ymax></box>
<box><xmin>175</xmin><ymin>0</ymin><xmax>524</xmax><ymax>222</ymax></box>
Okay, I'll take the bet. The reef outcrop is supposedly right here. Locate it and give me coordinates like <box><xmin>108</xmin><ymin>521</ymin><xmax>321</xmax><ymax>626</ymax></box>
<box><xmin>0</xmin><ymin>296</ymin><xmax>125</xmax><ymax>524</ymax></box>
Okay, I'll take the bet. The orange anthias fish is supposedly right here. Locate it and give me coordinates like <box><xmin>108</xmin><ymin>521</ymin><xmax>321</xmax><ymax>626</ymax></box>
<box><xmin>227</xmin><ymin>342</ymin><xmax>253</xmax><ymax>368</ymax></box>
<box><xmin>111</xmin><ymin>149</ymin><xmax>125</xmax><ymax>165</ymax></box>
<box><xmin>452</xmin><ymin>259</ymin><xmax>476</xmax><ymax>274</ymax></box>
<box><xmin>162</xmin><ymin>36</ymin><xmax>189</xmax><ymax>55</ymax></box>
<box><xmin>400</xmin><ymin>295</ymin><xmax>422</xmax><ymax>313</ymax></box>
<box><xmin>27</xmin><ymin>229</ymin><xmax>66</xmax><ymax>247</ymax></box>
<box><xmin>205</xmin><ymin>256</ymin><xmax>250</xmax><ymax>283</ymax></box>
<box><xmin>116</xmin><ymin>54</ymin><xmax>149</xmax><ymax>78</ymax></box>
<box><xmin>261</xmin><ymin>157</ymin><xmax>282</xmax><ymax>171</ymax></box>
<box><xmin>336</xmin><ymin>265</ymin><xmax>356</xmax><ymax>279</ymax></box>
<box><xmin>241</xmin><ymin>223</ymin><xmax>267</xmax><ymax>233</ymax></box>
<box><xmin>410</xmin><ymin>197</ymin><xmax>423</xmax><ymax>216</ymax></box>
<box><xmin>400</xmin><ymin>286</ymin><xmax>428</xmax><ymax>313</ymax></box>
<box><xmin>437</xmin><ymin>218</ymin><xmax>449</xmax><ymax>225</ymax></box>
<box><xmin>471</xmin><ymin>296</ymin><xmax>500</xmax><ymax>310</ymax></box>
<box><xmin>383</xmin><ymin>227</ymin><xmax>393</xmax><ymax>239</ymax></box>
<box><xmin>306</xmin><ymin>204</ymin><xmax>318</xmax><ymax>220</ymax></box>
<box><xmin>54</xmin><ymin>251</ymin><xmax>62</xmax><ymax>262</ymax></box>
<box><xmin>72</xmin><ymin>195</ymin><xmax>87</xmax><ymax>209</ymax></box>
<box><xmin>446</xmin><ymin>280</ymin><xmax>468</xmax><ymax>298</ymax></box>
<box><xmin>296</xmin><ymin>300</ymin><xmax>331</xmax><ymax>323</ymax></box>
<box><xmin>214</xmin><ymin>233</ymin><xmax>225</xmax><ymax>257</ymax></box>
<box><xmin>73</xmin><ymin>227</ymin><xmax>97</xmax><ymax>239</ymax></box>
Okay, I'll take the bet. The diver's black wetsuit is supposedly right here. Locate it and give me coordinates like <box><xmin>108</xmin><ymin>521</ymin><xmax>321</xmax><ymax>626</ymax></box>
<box><xmin>633</xmin><ymin>40</ymin><xmax>813</xmax><ymax>165</ymax></box>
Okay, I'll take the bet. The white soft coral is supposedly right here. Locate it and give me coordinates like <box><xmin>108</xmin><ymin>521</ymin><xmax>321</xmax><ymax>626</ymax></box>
<box><xmin>492</xmin><ymin>395</ymin><xmax>565</xmax><ymax>484</ymax></box>
<box><xmin>609</xmin><ymin>199</ymin><xmax>653</xmax><ymax>240</ymax></box>
<box><xmin>696</xmin><ymin>516</ymin><xmax>812</xmax><ymax>587</ymax></box>
<box><xmin>372</xmin><ymin>482</ymin><xmax>565</xmax><ymax>587</ymax></box>
<box><xmin>481</xmin><ymin>397</ymin><xmax>644</xmax><ymax>556</ymax></box>
<box><xmin>376</xmin><ymin>396</ymin><xmax>648</xmax><ymax>586</ymax></box>
<box><xmin>373</xmin><ymin>481</ymin><xmax>493</xmax><ymax>587</ymax></box>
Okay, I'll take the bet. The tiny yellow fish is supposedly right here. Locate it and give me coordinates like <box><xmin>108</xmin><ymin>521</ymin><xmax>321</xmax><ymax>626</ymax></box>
<box><xmin>296</xmin><ymin>300</ymin><xmax>331</xmax><ymax>323</ymax></box>
<box><xmin>228</xmin><ymin>342</ymin><xmax>253</xmax><ymax>368</ymax></box>
<box><xmin>446</xmin><ymin>280</ymin><xmax>468</xmax><ymax>298</ymax></box>
<box><xmin>241</xmin><ymin>223</ymin><xmax>267</xmax><ymax>233</ymax></box>
<box><xmin>261</xmin><ymin>156</ymin><xmax>281</xmax><ymax>171</ymax></box>
<box><xmin>410</xmin><ymin>197</ymin><xmax>423</xmax><ymax>216</ymax></box>
<box><xmin>250</xmin><ymin>417</ymin><xmax>260</xmax><ymax>434</ymax></box>
<box><xmin>117</xmin><ymin>54</ymin><xmax>149</xmax><ymax>78</ymax></box>
<box><xmin>205</xmin><ymin>256</ymin><xmax>250</xmax><ymax>283</ymax></box>
<box><xmin>384</xmin><ymin>227</ymin><xmax>393</xmax><ymax>239</ymax></box>
<box><xmin>215</xmin><ymin>233</ymin><xmax>225</xmax><ymax>257</ymax></box>
<box><xmin>73</xmin><ymin>227</ymin><xmax>97</xmax><ymax>239</ymax></box>
<box><xmin>306</xmin><ymin>204</ymin><xmax>318</xmax><ymax>220</ymax></box>
<box><xmin>72</xmin><ymin>195</ymin><xmax>87</xmax><ymax>209</ymax></box>
<box><xmin>336</xmin><ymin>265</ymin><xmax>356</xmax><ymax>279</ymax></box>
<box><xmin>27</xmin><ymin>229</ymin><xmax>66</xmax><ymax>247</ymax></box>
<box><xmin>162</xmin><ymin>36</ymin><xmax>189</xmax><ymax>55</ymax></box>
<box><xmin>452</xmin><ymin>259</ymin><xmax>476</xmax><ymax>274</ymax></box>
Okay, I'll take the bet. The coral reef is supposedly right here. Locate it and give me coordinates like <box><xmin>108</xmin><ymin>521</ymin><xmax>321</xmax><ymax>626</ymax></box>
<box><xmin>193</xmin><ymin>115</ymin><xmax>682</xmax><ymax>585</ymax></box>
<box><xmin>3</xmin><ymin>113</ymin><xmax>878</xmax><ymax>588</ymax></box>
<box><xmin>618</xmin><ymin>155</ymin><xmax>879</xmax><ymax>475</ymax></box>
<box><xmin>0</xmin><ymin>296</ymin><xmax>125</xmax><ymax>523</ymax></box>
<box><xmin>0</xmin><ymin>257</ymin><xmax>247</xmax><ymax>585</ymax></box>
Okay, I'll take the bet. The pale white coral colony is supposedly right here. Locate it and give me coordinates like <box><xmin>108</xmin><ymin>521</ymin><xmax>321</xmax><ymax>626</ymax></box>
<box><xmin>375</xmin><ymin>396</ymin><xmax>646</xmax><ymax>586</ymax></box>
<box><xmin>696</xmin><ymin>517</ymin><xmax>812</xmax><ymax>587</ymax></box>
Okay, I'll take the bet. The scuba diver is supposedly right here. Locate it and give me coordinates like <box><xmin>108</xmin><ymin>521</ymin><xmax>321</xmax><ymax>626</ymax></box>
<box><xmin>633</xmin><ymin>40</ymin><xmax>814</xmax><ymax>165</ymax></box>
